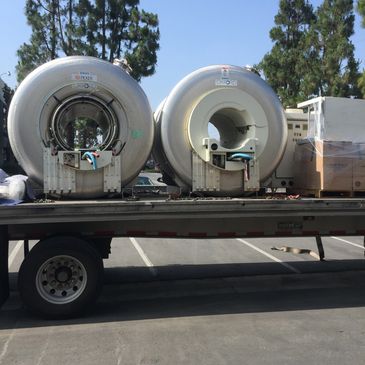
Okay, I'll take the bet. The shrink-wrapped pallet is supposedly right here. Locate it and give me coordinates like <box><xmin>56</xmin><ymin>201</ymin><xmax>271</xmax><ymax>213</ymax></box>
<box><xmin>293</xmin><ymin>139</ymin><xmax>365</xmax><ymax>195</ymax></box>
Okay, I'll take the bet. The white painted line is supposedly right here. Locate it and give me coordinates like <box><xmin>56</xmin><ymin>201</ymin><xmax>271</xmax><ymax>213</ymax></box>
<box><xmin>0</xmin><ymin>328</ymin><xmax>15</xmax><ymax>364</ymax></box>
<box><xmin>8</xmin><ymin>240</ymin><xmax>23</xmax><ymax>268</ymax></box>
<box><xmin>35</xmin><ymin>327</ymin><xmax>53</xmax><ymax>365</ymax></box>
<box><xmin>129</xmin><ymin>237</ymin><xmax>157</xmax><ymax>276</ymax></box>
<box><xmin>236</xmin><ymin>238</ymin><xmax>301</xmax><ymax>274</ymax></box>
<box><xmin>331</xmin><ymin>236</ymin><xmax>365</xmax><ymax>250</ymax></box>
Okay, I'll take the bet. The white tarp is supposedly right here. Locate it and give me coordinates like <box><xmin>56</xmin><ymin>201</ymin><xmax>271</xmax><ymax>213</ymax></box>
<box><xmin>0</xmin><ymin>169</ymin><xmax>34</xmax><ymax>205</ymax></box>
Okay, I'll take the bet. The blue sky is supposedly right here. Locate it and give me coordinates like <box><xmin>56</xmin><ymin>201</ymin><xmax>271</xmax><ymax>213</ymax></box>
<box><xmin>1</xmin><ymin>0</ymin><xmax>365</xmax><ymax>109</ymax></box>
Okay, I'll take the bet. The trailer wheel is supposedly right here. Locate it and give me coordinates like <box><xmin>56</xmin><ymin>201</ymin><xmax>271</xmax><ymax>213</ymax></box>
<box><xmin>18</xmin><ymin>236</ymin><xmax>103</xmax><ymax>319</ymax></box>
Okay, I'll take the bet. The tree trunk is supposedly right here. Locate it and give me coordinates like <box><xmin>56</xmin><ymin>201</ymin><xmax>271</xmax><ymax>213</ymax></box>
<box><xmin>68</xmin><ymin>0</ymin><xmax>73</xmax><ymax>54</ymax></box>
<box><xmin>51</xmin><ymin>0</ymin><xmax>58</xmax><ymax>59</ymax></box>
<box><xmin>101</xmin><ymin>0</ymin><xmax>106</xmax><ymax>59</ymax></box>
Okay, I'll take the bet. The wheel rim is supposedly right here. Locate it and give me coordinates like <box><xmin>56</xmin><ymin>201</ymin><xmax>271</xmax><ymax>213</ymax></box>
<box><xmin>36</xmin><ymin>255</ymin><xmax>88</xmax><ymax>304</ymax></box>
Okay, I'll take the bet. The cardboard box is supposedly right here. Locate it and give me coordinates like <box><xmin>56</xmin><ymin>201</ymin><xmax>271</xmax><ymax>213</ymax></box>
<box><xmin>294</xmin><ymin>140</ymin><xmax>353</xmax><ymax>191</ymax></box>
<box><xmin>352</xmin><ymin>143</ymin><xmax>365</xmax><ymax>191</ymax></box>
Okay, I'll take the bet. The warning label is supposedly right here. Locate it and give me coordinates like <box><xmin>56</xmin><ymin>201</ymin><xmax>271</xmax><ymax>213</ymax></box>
<box><xmin>221</xmin><ymin>66</ymin><xmax>230</xmax><ymax>79</ymax></box>
<box><xmin>215</xmin><ymin>79</ymin><xmax>238</xmax><ymax>87</ymax></box>
<box><xmin>72</xmin><ymin>72</ymin><xmax>98</xmax><ymax>82</ymax></box>
<box><xmin>215</xmin><ymin>66</ymin><xmax>237</xmax><ymax>87</ymax></box>
<box><xmin>71</xmin><ymin>83</ymin><xmax>98</xmax><ymax>90</ymax></box>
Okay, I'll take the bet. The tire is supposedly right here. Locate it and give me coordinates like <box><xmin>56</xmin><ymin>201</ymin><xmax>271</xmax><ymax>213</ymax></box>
<box><xmin>18</xmin><ymin>236</ymin><xmax>104</xmax><ymax>319</ymax></box>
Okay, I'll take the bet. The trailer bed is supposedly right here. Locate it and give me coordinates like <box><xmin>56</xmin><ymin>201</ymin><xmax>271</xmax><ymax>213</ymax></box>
<box><xmin>2</xmin><ymin>197</ymin><xmax>365</xmax><ymax>315</ymax></box>
<box><xmin>2</xmin><ymin>197</ymin><xmax>365</xmax><ymax>240</ymax></box>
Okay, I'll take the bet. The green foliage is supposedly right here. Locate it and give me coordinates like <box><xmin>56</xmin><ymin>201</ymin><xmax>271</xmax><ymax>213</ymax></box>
<box><xmin>84</xmin><ymin>0</ymin><xmax>160</xmax><ymax>80</ymax></box>
<box><xmin>358</xmin><ymin>72</ymin><xmax>365</xmax><ymax>96</ymax></box>
<box><xmin>65</xmin><ymin>118</ymin><xmax>103</xmax><ymax>150</ymax></box>
<box><xmin>17</xmin><ymin>0</ymin><xmax>160</xmax><ymax>83</ymax></box>
<box><xmin>0</xmin><ymin>83</ymin><xmax>20</xmax><ymax>172</ymax></box>
<box><xmin>356</xmin><ymin>0</ymin><xmax>365</xmax><ymax>97</ymax></box>
<box><xmin>259</xmin><ymin>0</ymin><xmax>360</xmax><ymax>106</ymax></box>
<box><xmin>309</xmin><ymin>0</ymin><xmax>360</xmax><ymax>97</ymax></box>
<box><xmin>1</xmin><ymin>82</ymin><xmax>14</xmax><ymax>127</ymax></box>
<box><xmin>258</xmin><ymin>0</ymin><xmax>315</xmax><ymax>107</ymax></box>
<box><xmin>357</xmin><ymin>0</ymin><xmax>365</xmax><ymax>26</ymax></box>
<box><xmin>2</xmin><ymin>84</ymin><xmax>14</xmax><ymax>109</ymax></box>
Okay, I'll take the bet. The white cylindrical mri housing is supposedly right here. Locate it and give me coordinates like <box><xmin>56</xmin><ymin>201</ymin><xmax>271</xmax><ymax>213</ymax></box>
<box><xmin>8</xmin><ymin>56</ymin><xmax>154</xmax><ymax>198</ymax></box>
<box><xmin>153</xmin><ymin>65</ymin><xmax>287</xmax><ymax>196</ymax></box>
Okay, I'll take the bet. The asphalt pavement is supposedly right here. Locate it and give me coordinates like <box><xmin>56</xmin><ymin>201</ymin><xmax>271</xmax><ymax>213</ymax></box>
<box><xmin>1</xmin><ymin>235</ymin><xmax>365</xmax><ymax>364</ymax></box>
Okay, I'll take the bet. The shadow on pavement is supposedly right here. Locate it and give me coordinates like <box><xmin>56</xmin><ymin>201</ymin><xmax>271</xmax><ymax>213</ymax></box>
<box><xmin>1</xmin><ymin>260</ymin><xmax>365</xmax><ymax>330</ymax></box>
<box><xmin>103</xmin><ymin>259</ymin><xmax>365</xmax><ymax>283</ymax></box>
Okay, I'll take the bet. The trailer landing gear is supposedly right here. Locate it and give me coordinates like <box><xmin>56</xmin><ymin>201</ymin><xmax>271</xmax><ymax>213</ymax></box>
<box><xmin>315</xmin><ymin>235</ymin><xmax>325</xmax><ymax>261</ymax></box>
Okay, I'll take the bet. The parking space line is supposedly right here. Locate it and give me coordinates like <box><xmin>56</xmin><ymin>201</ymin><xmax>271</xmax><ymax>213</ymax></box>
<box><xmin>129</xmin><ymin>237</ymin><xmax>157</xmax><ymax>276</ymax></box>
<box><xmin>331</xmin><ymin>236</ymin><xmax>365</xmax><ymax>250</ymax></box>
<box><xmin>0</xmin><ymin>327</ymin><xmax>16</xmax><ymax>363</ymax></box>
<box><xmin>8</xmin><ymin>240</ymin><xmax>23</xmax><ymax>268</ymax></box>
<box><xmin>236</xmin><ymin>238</ymin><xmax>301</xmax><ymax>274</ymax></box>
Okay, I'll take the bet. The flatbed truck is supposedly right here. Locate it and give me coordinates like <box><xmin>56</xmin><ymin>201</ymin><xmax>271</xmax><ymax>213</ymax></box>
<box><xmin>1</xmin><ymin>197</ymin><xmax>365</xmax><ymax>318</ymax></box>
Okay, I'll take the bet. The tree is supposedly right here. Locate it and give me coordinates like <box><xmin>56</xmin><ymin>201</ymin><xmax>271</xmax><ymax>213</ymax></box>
<box><xmin>309</xmin><ymin>0</ymin><xmax>360</xmax><ymax>97</ymax></box>
<box><xmin>1</xmin><ymin>82</ymin><xmax>14</xmax><ymax>140</ymax></box>
<box><xmin>356</xmin><ymin>0</ymin><xmax>365</xmax><ymax>96</ymax></box>
<box><xmin>357</xmin><ymin>0</ymin><xmax>365</xmax><ymax>25</ymax></box>
<box><xmin>0</xmin><ymin>83</ymin><xmax>20</xmax><ymax>172</ymax></box>
<box><xmin>258</xmin><ymin>0</ymin><xmax>315</xmax><ymax>107</ymax></box>
<box><xmin>84</xmin><ymin>0</ymin><xmax>159</xmax><ymax>80</ymax></box>
<box><xmin>16</xmin><ymin>0</ymin><xmax>160</xmax><ymax>82</ymax></box>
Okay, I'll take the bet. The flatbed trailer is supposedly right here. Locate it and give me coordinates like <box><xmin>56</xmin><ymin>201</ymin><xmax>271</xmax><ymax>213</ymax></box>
<box><xmin>1</xmin><ymin>197</ymin><xmax>365</xmax><ymax>318</ymax></box>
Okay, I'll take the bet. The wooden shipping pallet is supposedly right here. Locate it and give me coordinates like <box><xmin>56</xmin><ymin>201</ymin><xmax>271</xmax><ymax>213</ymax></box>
<box><xmin>294</xmin><ymin>189</ymin><xmax>354</xmax><ymax>198</ymax></box>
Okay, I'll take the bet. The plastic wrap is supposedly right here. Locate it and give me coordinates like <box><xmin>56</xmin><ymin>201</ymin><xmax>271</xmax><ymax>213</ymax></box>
<box><xmin>293</xmin><ymin>139</ymin><xmax>365</xmax><ymax>192</ymax></box>
<box><xmin>298</xmin><ymin>97</ymin><xmax>365</xmax><ymax>143</ymax></box>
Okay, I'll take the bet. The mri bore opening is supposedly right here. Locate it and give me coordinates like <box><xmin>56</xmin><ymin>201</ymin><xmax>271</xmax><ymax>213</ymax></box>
<box><xmin>51</xmin><ymin>96</ymin><xmax>118</xmax><ymax>151</ymax></box>
<box><xmin>208</xmin><ymin>108</ymin><xmax>251</xmax><ymax>150</ymax></box>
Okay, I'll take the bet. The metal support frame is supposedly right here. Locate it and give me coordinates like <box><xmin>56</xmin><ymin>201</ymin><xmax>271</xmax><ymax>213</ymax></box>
<box><xmin>0</xmin><ymin>225</ymin><xmax>9</xmax><ymax>306</ymax></box>
<box><xmin>24</xmin><ymin>239</ymin><xmax>29</xmax><ymax>257</ymax></box>
<box><xmin>315</xmin><ymin>235</ymin><xmax>325</xmax><ymax>261</ymax></box>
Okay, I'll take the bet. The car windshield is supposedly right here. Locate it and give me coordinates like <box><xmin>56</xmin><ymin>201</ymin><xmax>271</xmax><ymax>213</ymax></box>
<box><xmin>136</xmin><ymin>176</ymin><xmax>153</xmax><ymax>186</ymax></box>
